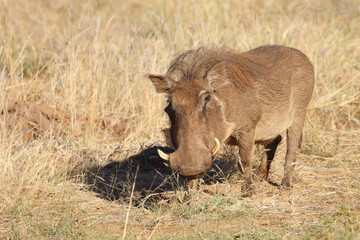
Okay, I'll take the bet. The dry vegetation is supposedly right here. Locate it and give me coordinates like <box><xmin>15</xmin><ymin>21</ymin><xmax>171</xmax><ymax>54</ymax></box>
<box><xmin>0</xmin><ymin>0</ymin><xmax>359</xmax><ymax>239</ymax></box>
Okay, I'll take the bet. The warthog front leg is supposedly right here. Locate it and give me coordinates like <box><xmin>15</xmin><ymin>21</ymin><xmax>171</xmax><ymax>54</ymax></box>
<box><xmin>236</xmin><ymin>130</ymin><xmax>255</xmax><ymax>194</ymax></box>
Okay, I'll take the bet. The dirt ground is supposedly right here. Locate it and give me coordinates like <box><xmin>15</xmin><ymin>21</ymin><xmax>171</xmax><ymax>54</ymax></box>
<box><xmin>76</xmin><ymin>129</ymin><xmax>360</xmax><ymax>239</ymax></box>
<box><xmin>1</xmin><ymin>100</ymin><xmax>359</xmax><ymax>239</ymax></box>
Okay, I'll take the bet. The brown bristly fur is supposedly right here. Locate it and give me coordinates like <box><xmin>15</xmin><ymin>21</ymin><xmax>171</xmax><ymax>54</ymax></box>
<box><xmin>165</xmin><ymin>47</ymin><xmax>252</xmax><ymax>88</ymax></box>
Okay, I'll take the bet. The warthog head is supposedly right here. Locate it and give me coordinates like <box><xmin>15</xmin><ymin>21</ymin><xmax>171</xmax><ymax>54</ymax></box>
<box><xmin>149</xmin><ymin>49</ymin><xmax>236</xmax><ymax>179</ymax></box>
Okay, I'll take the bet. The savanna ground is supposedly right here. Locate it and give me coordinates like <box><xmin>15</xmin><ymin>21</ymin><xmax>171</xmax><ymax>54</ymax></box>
<box><xmin>0</xmin><ymin>0</ymin><xmax>359</xmax><ymax>239</ymax></box>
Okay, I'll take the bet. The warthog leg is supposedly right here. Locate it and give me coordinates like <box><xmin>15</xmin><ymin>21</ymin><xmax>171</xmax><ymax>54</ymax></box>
<box><xmin>258</xmin><ymin>135</ymin><xmax>282</xmax><ymax>180</ymax></box>
<box><xmin>235</xmin><ymin>129</ymin><xmax>255</xmax><ymax>194</ymax></box>
<box><xmin>281</xmin><ymin>111</ymin><xmax>306</xmax><ymax>188</ymax></box>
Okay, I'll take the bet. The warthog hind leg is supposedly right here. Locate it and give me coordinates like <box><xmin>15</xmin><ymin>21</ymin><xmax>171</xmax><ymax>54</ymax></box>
<box><xmin>258</xmin><ymin>135</ymin><xmax>282</xmax><ymax>181</ymax></box>
<box><xmin>281</xmin><ymin>112</ymin><xmax>306</xmax><ymax>189</ymax></box>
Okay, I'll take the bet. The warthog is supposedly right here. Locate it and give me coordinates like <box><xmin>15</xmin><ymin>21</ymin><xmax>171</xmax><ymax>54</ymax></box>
<box><xmin>149</xmin><ymin>45</ymin><xmax>314</xmax><ymax>191</ymax></box>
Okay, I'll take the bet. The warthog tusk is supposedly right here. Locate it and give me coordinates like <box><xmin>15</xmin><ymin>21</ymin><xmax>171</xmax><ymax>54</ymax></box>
<box><xmin>163</xmin><ymin>162</ymin><xmax>169</xmax><ymax>167</ymax></box>
<box><xmin>157</xmin><ymin>149</ymin><xmax>169</xmax><ymax>161</ymax></box>
<box><xmin>211</xmin><ymin>138</ymin><xmax>220</xmax><ymax>156</ymax></box>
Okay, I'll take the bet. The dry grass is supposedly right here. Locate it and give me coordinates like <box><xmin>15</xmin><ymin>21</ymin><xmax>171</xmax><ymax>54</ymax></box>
<box><xmin>0</xmin><ymin>0</ymin><xmax>359</xmax><ymax>239</ymax></box>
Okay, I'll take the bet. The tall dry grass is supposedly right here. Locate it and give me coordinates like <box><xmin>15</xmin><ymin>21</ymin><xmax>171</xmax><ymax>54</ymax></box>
<box><xmin>0</xmin><ymin>0</ymin><xmax>359</xmax><ymax>239</ymax></box>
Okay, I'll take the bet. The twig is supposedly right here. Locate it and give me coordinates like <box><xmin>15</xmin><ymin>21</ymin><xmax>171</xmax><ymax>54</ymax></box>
<box><xmin>122</xmin><ymin>165</ymin><xmax>139</xmax><ymax>240</ymax></box>
<box><xmin>147</xmin><ymin>217</ymin><xmax>163</xmax><ymax>240</ymax></box>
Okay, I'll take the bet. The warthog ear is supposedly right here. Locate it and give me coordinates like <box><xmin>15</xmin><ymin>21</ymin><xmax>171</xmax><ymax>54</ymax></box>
<box><xmin>204</xmin><ymin>62</ymin><xmax>228</xmax><ymax>89</ymax></box>
<box><xmin>148</xmin><ymin>74</ymin><xmax>176</xmax><ymax>93</ymax></box>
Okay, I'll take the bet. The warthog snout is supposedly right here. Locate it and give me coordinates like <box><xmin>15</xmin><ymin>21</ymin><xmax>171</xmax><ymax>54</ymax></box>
<box><xmin>158</xmin><ymin>138</ymin><xmax>220</xmax><ymax>179</ymax></box>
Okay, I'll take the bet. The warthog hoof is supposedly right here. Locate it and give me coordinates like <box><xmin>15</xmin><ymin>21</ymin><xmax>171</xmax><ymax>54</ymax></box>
<box><xmin>280</xmin><ymin>177</ymin><xmax>293</xmax><ymax>189</ymax></box>
<box><xmin>241</xmin><ymin>179</ymin><xmax>255</xmax><ymax>197</ymax></box>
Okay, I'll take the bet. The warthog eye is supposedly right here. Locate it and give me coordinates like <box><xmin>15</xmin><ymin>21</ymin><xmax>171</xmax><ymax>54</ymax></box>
<box><xmin>204</xmin><ymin>95</ymin><xmax>211</xmax><ymax>104</ymax></box>
<box><xmin>203</xmin><ymin>95</ymin><xmax>211</xmax><ymax>113</ymax></box>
